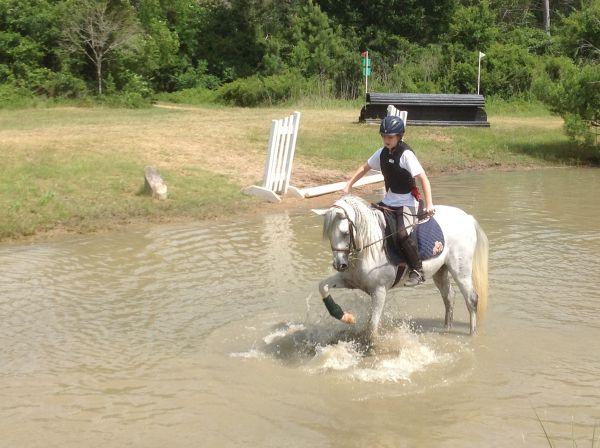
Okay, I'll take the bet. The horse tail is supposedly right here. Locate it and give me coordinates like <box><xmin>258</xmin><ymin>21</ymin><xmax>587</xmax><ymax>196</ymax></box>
<box><xmin>472</xmin><ymin>218</ymin><xmax>489</xmax><ymax>321</ymax></box>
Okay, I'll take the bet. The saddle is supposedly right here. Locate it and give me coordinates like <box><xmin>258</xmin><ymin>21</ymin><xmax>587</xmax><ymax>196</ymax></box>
<box><xmin>373</xmin><ymin>202</ymin><xmax>446</xmax><ymax>266</ymax></box>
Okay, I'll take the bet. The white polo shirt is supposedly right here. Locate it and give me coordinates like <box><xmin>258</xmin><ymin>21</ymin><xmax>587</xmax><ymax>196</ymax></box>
<box><xmin>367</xmin><ymin>147</ymin><xmax>424</xmax><ymax>208</ymax></box>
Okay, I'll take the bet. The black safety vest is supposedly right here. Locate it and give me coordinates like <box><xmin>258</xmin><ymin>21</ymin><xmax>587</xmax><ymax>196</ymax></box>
<box><xmin>380</xmin><ymin>142</ymin><xmax>416</xmax><ymax>194</ymax></box>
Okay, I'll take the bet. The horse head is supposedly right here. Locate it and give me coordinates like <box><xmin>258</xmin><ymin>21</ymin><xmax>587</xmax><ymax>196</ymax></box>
<box><xmin>312</xmin><ymin>197</ymin><xmax>360</xmax><ymax>272</ymax></box>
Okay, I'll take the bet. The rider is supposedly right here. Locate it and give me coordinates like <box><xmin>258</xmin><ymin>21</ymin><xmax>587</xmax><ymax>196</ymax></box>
<box><xmin>342</xmin><ymin>115</ymin><xmax>435</xmax><ymax>286</ymax></box>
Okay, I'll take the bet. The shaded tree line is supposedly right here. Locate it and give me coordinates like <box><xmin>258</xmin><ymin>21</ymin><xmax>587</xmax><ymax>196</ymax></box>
<box><xmin>0</xmin><ymin>0</ymin><xmax>598</xmax><ymax>143</ymax></box>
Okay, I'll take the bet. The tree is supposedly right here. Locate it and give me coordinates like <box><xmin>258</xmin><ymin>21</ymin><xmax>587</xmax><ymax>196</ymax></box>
<box><xmin>556</xmin><ymin>0</ymin><xmax>600</xmax><ymax>62</ymax></box>
<box><xmin>0</xmin><ymin>0</ymin><xmax>62</xmax><ymax>86</ymax></box>
<box><xmin>543</xmin><ymin>0</ymin><xmax>550</xmax><ymax>34</ymax></box>
<box><xmin>61</xmin><ymin>0</ymin><xmax>141</xmax><ymax>94</ymax></box>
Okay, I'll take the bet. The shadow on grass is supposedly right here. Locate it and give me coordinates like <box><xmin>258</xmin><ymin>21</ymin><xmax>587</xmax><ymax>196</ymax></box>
<box><xmin>506</xmin><ymin>140</ymin><xmax>600</xmax><ymax>165</ymax></box>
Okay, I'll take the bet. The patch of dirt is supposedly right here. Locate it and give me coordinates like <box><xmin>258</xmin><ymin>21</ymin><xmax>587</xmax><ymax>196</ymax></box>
<box><xmin>289</xmin><ymin>163</ymin><xmax>346</xmax><ymax>188</ymax></box>
<box><xmin>425</xmin><ymin>132</ymin><xmax>454</xmax><ymax>144</ymax></box>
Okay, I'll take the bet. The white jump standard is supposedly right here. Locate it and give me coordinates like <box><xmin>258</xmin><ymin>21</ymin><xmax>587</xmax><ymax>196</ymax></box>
<box><xmin>244</xmin><ymin>111</ymin><xmax>301</xmax><ymax>203</ymax></box>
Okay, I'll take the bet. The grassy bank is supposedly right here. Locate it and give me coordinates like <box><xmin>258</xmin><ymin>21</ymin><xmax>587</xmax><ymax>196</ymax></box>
<box><xmin>0</xmin><ymin>101</ymin><xmax>597</xmax><ymax>241</ymax></box>
<box><xmin>297</xmin><ymin>98</ymin><xmax>598</xmax><ymax>174</ymax></box>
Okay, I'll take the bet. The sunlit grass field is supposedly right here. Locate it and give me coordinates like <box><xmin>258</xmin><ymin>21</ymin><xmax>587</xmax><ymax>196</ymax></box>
<box><xmin>0</xmin><ymin>101</ymin><xmax>596</xmax><ymax>240</ymax></box>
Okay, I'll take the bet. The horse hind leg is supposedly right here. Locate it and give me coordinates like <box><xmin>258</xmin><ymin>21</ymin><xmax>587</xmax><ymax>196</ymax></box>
<box><xmin>432</xmin><ymin>266</ymin><xmax>455</xmax><ymax>330</ymax></box>
<box><xmin>451</xmin><ymin>272</ymin><xmax>478</xmax><ymax>335</ymax></box>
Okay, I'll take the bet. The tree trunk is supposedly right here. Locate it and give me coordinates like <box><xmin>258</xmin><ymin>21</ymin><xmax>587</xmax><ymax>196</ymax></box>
<box><xmin>543</xmin><ymin>0</ymin><xmax>550</xmax><ymax>35</ymax></box>
<box><xmin>97</xmin><ymin>58</ymin><xmax>102</xmax><ymax>95</ymax></box>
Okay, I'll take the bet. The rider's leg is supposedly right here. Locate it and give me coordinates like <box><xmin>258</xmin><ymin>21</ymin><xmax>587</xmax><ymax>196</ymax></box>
<box><xmin>396</xmin><ymin>207</ymin><xmax>424</xmax><ymax>286</ymax></box>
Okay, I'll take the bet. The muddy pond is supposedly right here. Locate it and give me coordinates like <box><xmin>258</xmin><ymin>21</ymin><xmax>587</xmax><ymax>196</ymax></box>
<box><xmin>1</xmin><ymin>168</ymin><xmax>599</xmax><ymax>447</ymax></box>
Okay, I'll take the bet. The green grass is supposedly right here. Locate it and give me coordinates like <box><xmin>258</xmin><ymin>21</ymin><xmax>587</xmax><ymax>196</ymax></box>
<box><xmin>153</xmin><ymin>87</ymin><xmax>219</xmax><ymax>106</ymax></box>
<box><xmin>295</xmin><ymin>101</ymin><xmax>599</xmax><ymax>171</ymax></box>
<box><xmin>0</xmin><ymin>100</ymin><xmax>597</xmax><ymax>240</ymax></box>
<box><xmin>0</xmin><ymin>110</ymin><xmax>252</xmax><ymax>240</ymax></box>
<box><xmin>0</xmin><ymin>151</ymin><xmax>248</xmax><ymax>239</ymax></box>
<box><xmin>533</xmin><ymin>405</ymin><xmax>600</xmax><ymax>448</ymax></box>
<box><xmin>485</xmin><ymin>96</ymin><xmax>554</xmax><ymax>117</ymax></box>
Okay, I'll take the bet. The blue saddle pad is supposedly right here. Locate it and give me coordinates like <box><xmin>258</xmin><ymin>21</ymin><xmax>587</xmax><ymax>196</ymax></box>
<box><xmin>384</xmin><ymin>217</ymin><xmax>445</xmax><ymax>266</ymax></box>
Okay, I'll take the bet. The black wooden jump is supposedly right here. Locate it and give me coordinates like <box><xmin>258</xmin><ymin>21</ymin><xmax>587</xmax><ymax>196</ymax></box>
<box><xmin>359</xmin><ymin>93</ymin><xmax>490</xmax><ymax>127</ymax></box>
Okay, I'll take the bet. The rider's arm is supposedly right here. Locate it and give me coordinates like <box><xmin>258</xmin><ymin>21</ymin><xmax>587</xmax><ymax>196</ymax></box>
<box><xmin>342</xmin><ymin>162</ymin><xmax>371</xmax><ymax>195</ymax></box>
<box><xmin>415</xmin><ymin>172</ymin><xmax>434</xmax><ymax>214</ymax></box>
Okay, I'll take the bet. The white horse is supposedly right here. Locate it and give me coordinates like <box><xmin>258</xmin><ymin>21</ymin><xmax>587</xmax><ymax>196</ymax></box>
<box><xmin>314</xmin><ymin>195</ymin><xmax>489</xmax><ymax>337</ymax></box>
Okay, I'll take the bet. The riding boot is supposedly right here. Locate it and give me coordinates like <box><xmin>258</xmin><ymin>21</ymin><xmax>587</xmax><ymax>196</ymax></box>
<box><xmin>399</xmin><ymin>236</ymin><xmax>424</xmax><ymax>287</ymax></box>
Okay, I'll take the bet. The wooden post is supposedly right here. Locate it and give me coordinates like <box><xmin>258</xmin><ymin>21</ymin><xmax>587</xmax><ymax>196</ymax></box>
<box><xmin>365</xmin><ymin>50</ymin><xmax>369</xmax><ymax>97</ymax></box>
<box><xmin>144</xmin><ymin>166</ymin><xmax>168</xmax><ymax>200</ymax></box>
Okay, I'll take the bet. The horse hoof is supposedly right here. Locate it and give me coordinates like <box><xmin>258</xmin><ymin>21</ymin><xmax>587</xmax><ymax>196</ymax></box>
<box><xmin>341</xmin><ymin>313</ymin><xmax>356</xmax><ymax>324</ymax></box>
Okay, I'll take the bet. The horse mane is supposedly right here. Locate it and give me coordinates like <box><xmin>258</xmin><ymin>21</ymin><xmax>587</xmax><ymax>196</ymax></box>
<box><xmin>341</xmin><ymin>196</ymin><xmax>384</xmax><ymax>250</ymax></box>
<box><xmin>323</xmin><ymin>195</ymin><xmax>384</xmax><ymax>255</ymax></box>
<box><xmin>322</xmin><ymin>208</ymin><xmax>338</xmax><ymax>241</ymax></box>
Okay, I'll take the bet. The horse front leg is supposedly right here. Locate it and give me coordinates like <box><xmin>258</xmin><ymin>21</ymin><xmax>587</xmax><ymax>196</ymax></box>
<box><xmin>319</xmin><ymin>274</ymin><xmax>356</xmax><ymax>324</ymax></box>
<box><xmin>368</xmin><ymin>286</ymin><xmax>387</xmax><ymax>338</ymax></box>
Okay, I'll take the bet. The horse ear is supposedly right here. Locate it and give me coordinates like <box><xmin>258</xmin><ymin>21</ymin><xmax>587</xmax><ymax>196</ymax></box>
<box><xmin>311</xmin><ymin>208</ymin><xmax>329</xmax><ymax>216</ymax></box>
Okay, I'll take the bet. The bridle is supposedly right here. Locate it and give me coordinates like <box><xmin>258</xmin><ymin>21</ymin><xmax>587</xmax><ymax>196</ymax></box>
<box><xmin>329</xmin><ymin>205</ymin><xmax>358</xmax><ymax>255</ymax></box>
<box><xmin>329</xmin><ymin>205</ymin><xmax>360</xmax><ymax>256</ymax></box>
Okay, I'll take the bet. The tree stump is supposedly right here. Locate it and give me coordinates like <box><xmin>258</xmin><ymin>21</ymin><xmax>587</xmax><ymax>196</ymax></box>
<box><xmin>144</xmin><ymin>166</ymin><xmax>168</xmax><ymax>200</ymax></box>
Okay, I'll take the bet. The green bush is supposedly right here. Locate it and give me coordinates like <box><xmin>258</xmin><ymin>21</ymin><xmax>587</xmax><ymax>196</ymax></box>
<box><xmin>501</xmin><ymin>27</ymin><xmax>551</xmax><ymax>55</ymax></box>
<box><xmin>447</xmin><ymin>1</ymin><xmax>498</xmax><ymax>51</ymax></box>
<box><xmin>445</xmin><ymin>61</ymin><xmax>477</xmax><ymax>93</ymax></box>
<box><xmin>43</xmin><ymin>71</ymin><xmax>88</xmax><ymax>98</ymax></box>
<box><xmin>483</xmin><ymin>44</ymin><xmax>535</xmax><ymax>97</ymax></box>
<box><xmin>531</xmin><ymin>56</ymin><xmax>576</xmax><ymax>106</ymax></box>
<box><xmin>563</xmin><ymin>113</ymin><xmax>595</xmax><ymax>145</ymax></box>
<box><xmin>101</xmin><ymin>91</ymin><xmax>151</xmax><ymax>109</ymax></box>
<box><xmin>0</xmin><ymin>83</ymin><xmax>37</xmax><ymax>108</ymax></box>
<box><xmin>556</xmin><ymin>0</ymin><xmax>600</xmax><ymax>62</ymax></box>
<box><xmin>533</xmin><ymin>57</ymin><xmax>599</xmax><ymax>145</ymax></box>
<box><xmin>560</xmin><ymin>63</ymin><xmax>600</xmax><ymax>145</ymax></box>
<box><xmin>175</xmin><ymin>60</ymin><xmax>221</xmax><ymax>91</ymax></box>
<box><xmin>217</xmin><ymin>71</ymin><xmax>307</xmax><ymax>106</ymax></box>
<box><xmin>154</xmin><ymin>87</ymin><xmax>218</xmax><ymax>105</ymax></box>
<box><xmin>218</xmin><ymin>75</ymin><xmax>263</xmax><ymax>107</ymax></box>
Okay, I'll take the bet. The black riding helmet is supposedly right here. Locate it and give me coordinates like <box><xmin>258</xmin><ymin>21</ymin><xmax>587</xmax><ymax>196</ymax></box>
<box><xmin>380</xmin><ymin>115</ymin><xmax>405</xmax><ymax>135</ymax></box>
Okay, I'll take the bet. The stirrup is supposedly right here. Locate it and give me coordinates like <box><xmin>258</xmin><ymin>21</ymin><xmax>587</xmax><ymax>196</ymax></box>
<box><xmin>404</xmin><ymin>269</ymin><xmax>424</xmax><ymax>287</ymax></box>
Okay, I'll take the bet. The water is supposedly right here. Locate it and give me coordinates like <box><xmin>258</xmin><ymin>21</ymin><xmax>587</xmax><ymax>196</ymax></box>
<box><xmin>1</xmin><ymin>168</ymin><xmax>599</xmax><ymax>447</ymax></box>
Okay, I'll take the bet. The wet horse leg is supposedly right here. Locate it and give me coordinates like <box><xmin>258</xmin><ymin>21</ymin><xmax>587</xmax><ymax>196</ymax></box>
<box><xmin>368</xmin><ymin>286</ymin><xmax>387</xmax><ymax>338</ymax></box>
<box><xmin>450</xmin><ymin>269</ymin><xmax>478</xmax><ymax>335</ymax></box>
<box><xmin>318</xmin><ymin>273</ymin><xmax>356</xmax><ymax>324</ymax></box>
<box><xmin>432</xmin><ymin>265</ymin><xmax>455</xmax><ymax>330</ymax></box>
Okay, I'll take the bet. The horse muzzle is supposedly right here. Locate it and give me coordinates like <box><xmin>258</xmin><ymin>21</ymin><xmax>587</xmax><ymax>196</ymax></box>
<box><xmin>333</xmin><ymin>255</ymin><xmax>349</xmax><ymax>272</ymax></box>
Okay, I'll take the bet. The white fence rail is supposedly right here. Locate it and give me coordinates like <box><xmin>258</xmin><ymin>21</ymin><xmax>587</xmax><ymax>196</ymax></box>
<box><xmin>245</xmin><ymin>107</ymin><xmax>409</xmax><ymax>202</ymax></box>
<box><xmin>289</xmin><ymin>107</ymin><xmax>408</xmax><ymax>199</ymax></box>
<box><xmin>244</xmin><ymin>111</ymin><xmax>301</xmax><ymax>203</ymax></box>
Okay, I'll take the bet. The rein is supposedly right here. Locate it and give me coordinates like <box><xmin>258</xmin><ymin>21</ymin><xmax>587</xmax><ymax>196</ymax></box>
<box><xmin>330</xmin><ymin>204</ymin><xmax>429</xmax><ymax>257</ymax></box>
<box><xmin>359</xmin><ymin>218</ymin><xmax>425</xmax><ymax>252</ymax></box>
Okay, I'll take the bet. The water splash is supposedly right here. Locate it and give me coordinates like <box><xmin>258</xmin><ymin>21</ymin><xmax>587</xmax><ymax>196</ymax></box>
<box><xmin>229</xmin><ymin>317</ymin><xmax>453</xmax><ymax>384</ymax></box>
<box><xmin>262</xmin><ymin>323</ymin><xmax>306</xmax><ymax>345</ymax></box>
<box><xmin>302</xmin><ymin>324</ymin><xmax>450</xmax><ymax>383</ymax></box>
<box><xmin>304</xmin><ymin>341</ymin><xmax>363</xmax><ymax>373</ymax></box>
<box><xmin>230</xmin><ymin>348</ymin><xmax>265</xmax><ymax>359</ymax></box>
